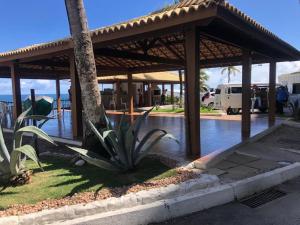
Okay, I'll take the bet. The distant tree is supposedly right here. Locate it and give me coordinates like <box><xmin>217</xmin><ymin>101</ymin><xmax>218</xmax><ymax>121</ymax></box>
<box><xmin>221</xmin><ymin>66</ymin><xmax>240</xmax><ymax>84</ymax></box>
<box><xmin>200</xmin><ymin>69</ymin><xmax>209</xmax><ymax>92</ymax></box>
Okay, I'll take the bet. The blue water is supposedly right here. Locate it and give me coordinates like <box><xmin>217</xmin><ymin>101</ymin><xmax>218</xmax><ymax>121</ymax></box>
<box><xmin>0</xmin><ymin>94</ymin><xmax>70</xmax><ymax>102</ymax></box>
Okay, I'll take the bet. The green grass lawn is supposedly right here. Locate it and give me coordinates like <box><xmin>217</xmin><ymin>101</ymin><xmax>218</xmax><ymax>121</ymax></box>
<box><xmin>152</xmin><ymin>107</ymin><xmax>219</xmax><ymax>114</ymax></box>
<box><xmin>0</xmin><ymin>157</ymin><xmax>176</xmax><ymax>210</ymax></box>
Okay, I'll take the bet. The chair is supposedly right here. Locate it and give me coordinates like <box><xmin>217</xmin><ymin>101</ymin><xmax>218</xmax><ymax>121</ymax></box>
<box><xmin>109</xmin><ymin>96</ymin><xmax>116</xmax><ymax>110</ymax></box>
<box><xmin>121</xmin><ymin>98</ymin><xmax>127</xmax><ymax>110</ymax></box>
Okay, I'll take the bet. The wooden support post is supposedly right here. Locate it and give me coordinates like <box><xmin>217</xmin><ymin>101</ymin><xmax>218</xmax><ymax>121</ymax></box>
<box><xmin>171</xmin><ymin>83</ymin><xmax>174</xmax><ymax>105</ymax></box>
<box><xmin>179</xmin><ymin>70</ymin><xmax>183</xmax><ymax>108</ymax></box>
<box><xmin>241</xmin><ymin>50</ymin><xmax>252</xmax><ymax>140</ymax></box>
<box><xmin>70</xmin><ymin>55</ymin><xmax>83</xmax><ymax>138</ymax></box>
<box><xmin>184</xmin><ymin>26</ymin><xmax>201</xmax><ymax>157</ymax></box>
<box><xmin>56</xmin><ymin>79</ymin><xmax>62</xmax><ymax>117</ymax></box>
<box><xmin>269</xmin><ymin>61</ymin><xmax>276</xmax><ymax>127</ymax></box>
<box><xmin>10</xmin><ymin>64</ymin><xmax>22</xmax><ymax>119</ymax></box>
<box><xmin>127</xmin><ymin>74</ymin><xmax>134</xmax><ymax>114</ymax></box>
<box><xmin>116</xmin><ymin>81</ymin><xmax>121</xmax><ymax>109</ymax></box>
<box><xmin>162</xmin><ymin>84</ymin><xmax>165</xmax><ymax>92</ymax></box>
<box><xmin>148</xmin><ymin>83</ymin><xmax>152</xmax><ymax>106</ymax></box>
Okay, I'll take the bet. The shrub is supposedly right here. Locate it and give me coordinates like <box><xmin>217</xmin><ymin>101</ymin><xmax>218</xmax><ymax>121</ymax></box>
<box><xmin>0</xmin><ymin>108</ymin><xmax>55</xmax><ymax>184</ymax></box>
<box><xmin>68</xmin><ymin>106</ymin><xmax>179</xmax><ymax>172</ymax></box>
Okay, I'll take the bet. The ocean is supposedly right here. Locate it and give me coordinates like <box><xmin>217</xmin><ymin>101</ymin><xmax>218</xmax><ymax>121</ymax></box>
<box><xmin>0</xmin><ymin>94</ymin><xmax>70</xmax><ymax>102</ymax></box>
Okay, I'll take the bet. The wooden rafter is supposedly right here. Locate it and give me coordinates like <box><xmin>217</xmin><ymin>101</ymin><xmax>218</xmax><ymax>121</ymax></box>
<box><xmin>201</xmin><ymin>40</ymin><xmax>219</xmax><ymax>59</ymax></box>
<box><xmin>94</xmin><ymin>48</ymin><xmax>183</xmax><ymax>66</ymax></box>
<box><xmin>157</xmin><ymin>38</ymin><xmax>185</xmax><ymax>61</ymax></box>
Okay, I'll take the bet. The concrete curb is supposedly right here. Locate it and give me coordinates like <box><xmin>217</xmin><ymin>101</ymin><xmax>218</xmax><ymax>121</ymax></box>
<box><xmin>54</xmin><ymin>163</ymin><xmax>300</xmax><ymax>225</ymax></box>
<box><xmin>57</xmin><ymin>184</ymin><xmax>235</xmax><ymax>225</ymax></box>
<box><xmin>0</xmin><ymin>175</ymin><xmax>219</xmax><ymax>225</ymax></box>
<box><xmin>2</xmin><ymin>163</ymin><xmax>300</xmax><ymax>225</ymax></box>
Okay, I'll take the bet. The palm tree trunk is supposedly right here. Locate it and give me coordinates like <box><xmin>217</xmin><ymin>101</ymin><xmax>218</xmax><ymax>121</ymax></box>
<box><xmin>65</xmin><ymin>0</ymin><xmax>101</xmax><ymax>140</ymax></box>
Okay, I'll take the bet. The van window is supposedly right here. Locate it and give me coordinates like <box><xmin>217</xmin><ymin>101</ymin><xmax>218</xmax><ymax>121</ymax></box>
<box><xmin>231</xmin><ymin>87</ymin><xmax>242</xmax><ymax>94</ymax></box>
<box><xmin>215</xmin><ymin>89</ymin><xmax>221</xmax><ymax>94</ymax></box>
<box><xmin>293</xmin><ymin>83</ymin><xmax>300</xmax><ymax>94</ymax></box>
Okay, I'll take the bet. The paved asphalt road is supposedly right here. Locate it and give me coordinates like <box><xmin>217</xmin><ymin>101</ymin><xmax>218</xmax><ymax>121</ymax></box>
<box><xmin>152</xmin><ymin>176</ymin><xmax>300</xmax><ymax>225</ymax></box>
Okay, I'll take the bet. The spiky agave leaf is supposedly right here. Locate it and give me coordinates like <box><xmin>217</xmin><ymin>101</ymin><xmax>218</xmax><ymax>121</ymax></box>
<box><xmin>24</xmin><ymin>115</ymin><xmax>54</xmax><ymax>146</ymax></box>
<box><xmin>99</xmin><ymin>104</ymin><xmax>113</xmax><ymax>130</ymax></box>
<box><xmin>10</xmin><ymin>145</ymin><xmax>42</xmax><ymax>176</ymax></box>
<box><xmin>125</xmin><ymin>108</ymin><xmax>153</xmax><ymax>167</ymax></box>
<box><xmin>0</xmin><ymin>124</ymin><xmax>10</xmax><ymax>176</ymax></box>
<box><xmin>134</xmin><ymin>131</ymin><xmax>179</xmax><ymax>164</ymax></box>
<box><xmin>86</xmin><ymin>120</ymin><xmax>117</xmax><ymax>160</ymax></box>
<box><xmin>16</xmin><ymin>126</ymin><xmax>56</xmax><ymax>147</ymax></box>
<box><xmin>24</xmin><ymin>115</ymin><xmax>53</xmax><ymax>128</ymax></box>
<box><xmin>133</xmin><ymin>129</ymin><xmax>167</xmax><ymax>159</ymax></box>
<box><xmin>116</xmin><ymin>113</ymin><xmax>130</xmax><ymax>165</ymax></box>
<box><xmin>102</xmin><ymin>130</ymin><xmax>128</xmax><ymax>169</ymax></box>
<box><xmin>14</xmin><ymin>108</ymin><xmax>32</xmax><ymax>133</ymax></box>
<box><xmin>0</xmin><ymin>122</ymin><xmax>10</xmax><ymax>163</ymax></box>
<box><xmin>13</xmin><ymin>108</ymin><xmax>32</xmax><ymax>149</ymax></box>
<box><xmin>67</xmin><ymin>146</ymin><xmax>121</xmax><ymax>171</ymax></box>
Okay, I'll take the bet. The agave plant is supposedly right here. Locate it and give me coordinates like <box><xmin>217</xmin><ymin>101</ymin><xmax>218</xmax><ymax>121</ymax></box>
<box><xmin>0</xmin><ymin>108</ymin><xmax>55</xmax><ymax>183</ymax></box>
<box><xmin>68</xmin><ymin>106</ymin><xmax>179</xmax><ymax>172</ymax></box>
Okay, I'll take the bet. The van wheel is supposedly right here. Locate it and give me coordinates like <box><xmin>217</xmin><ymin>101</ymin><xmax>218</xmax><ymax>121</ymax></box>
<box><xmin>287</xmin><ymin>103</ymin><xmax>295</xmax><ymax>115</ymax></box>
<box><xmin>227</xmin><ymin>108</ymin><xmax>233</xmax><ymax>115</ymax></box>
<box><xmin>208</xmin><ymin>102</ymin><xmax>214</xmax><ymax>109</ymax></box>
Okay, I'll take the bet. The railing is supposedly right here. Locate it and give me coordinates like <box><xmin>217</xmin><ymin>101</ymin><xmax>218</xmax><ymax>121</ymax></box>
<box><xmin>52</xmin><ymin>99</ymin><xmax>71</xmax><ymax>110</ymax></box>
<box><xmin>0</xmin><ymin>101</ymin><xmax>14</xmax><ymax>114</ymax></box>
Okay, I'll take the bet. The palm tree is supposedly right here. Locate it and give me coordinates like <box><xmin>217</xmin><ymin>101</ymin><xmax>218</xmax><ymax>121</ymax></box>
<box><xmin>221</xmin><ymin>66</ymin><xmax>240</xmax><ymax>83</ymax></box>
<box><xmin>64</xmin><ymin>0</ymin><xmax>102</xmax><ymax>142</ymax></box>
<box><xmin>200</xmin><ymin>69</ymin><xmax>209</xmax><ymax>92</ymax></box>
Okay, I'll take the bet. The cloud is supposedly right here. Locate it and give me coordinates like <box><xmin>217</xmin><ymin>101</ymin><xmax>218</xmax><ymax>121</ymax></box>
<box><xmin>0</xmin><ymin>79</ymin><xmax>71</xmax><ymax>95</ymax></box>
<box><xmin>0</xmin><ymin>78</ymin><xmax>12</xmax><ymax>94</ymax></box>
<box><xmin>206</xmin><ymin>61</ymin><xmax>300</xmax><ymax>88</ymax></box>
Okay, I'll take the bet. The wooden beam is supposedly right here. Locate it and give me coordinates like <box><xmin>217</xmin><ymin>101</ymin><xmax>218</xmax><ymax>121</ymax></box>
<box><xmin>184</xmin><ymin>27</ymin><xmax>201</xmax><ymax>157</ymax></box>
<box><xmin>56</xmin><ymin>79</ymin><xmax>62</xmax><ymax>118</ymax></box>
<box><xmin>127</xmin><ymin>74</ymin><xmax>134</xmax><ymax>114</ymax></box>
<box><xmin>268</xmin><ymin>60</ymin><xmax>276</xmax><ymax>127</ymax></box>
<box><xmin>10</xmin><ymin>64</ymin><xmax>22</xmax><ymax>119</ymax></box>
<box><xmin>0</xmin><ymin>66</ymin><xmax>68</xmax><ymax>78</ymax></box>
<box><xmin>241</xmin><ymin>49</ymin><xmax>252</xmax><ymax>140</ymax></box>
<box><xmin>94</xmin><ymin>48</ymin><xmax>183</xmax><ymax>66</ymax></box>
<box><xmin>23</xmin><ymin>59</ymin><xmax>69</xmax><ymax>68</ymax></box>
<box><xmin>70</xmin><ymin>55</ymin><xmax>83</xmax><ymax>138</ymax></box>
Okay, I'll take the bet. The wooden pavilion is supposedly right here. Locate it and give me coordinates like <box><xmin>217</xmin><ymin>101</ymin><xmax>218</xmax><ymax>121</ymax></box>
<box><xmin>97</xmin><ymin>72</ymin><xmax>183</xmax><ymax>110</ymax></box>
<box><xmin>0</xmin><ymin>0</ymin><xmax>299</xmax><ymax>157</ymax></box>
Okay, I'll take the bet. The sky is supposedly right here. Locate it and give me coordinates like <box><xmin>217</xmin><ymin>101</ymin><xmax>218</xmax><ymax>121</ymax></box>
<box><xmin>0</xmin><ymin>0</ymin><xmax>299</xmax><ymax>94</ymax></box>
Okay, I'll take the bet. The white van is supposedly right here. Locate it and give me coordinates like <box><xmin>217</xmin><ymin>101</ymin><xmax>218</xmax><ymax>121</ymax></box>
<box><xmin>278</xmin><ymin>72</ymin><xmax>300</xmax><ymax>114</ymax></box>
<box><xmin>200</xmin><ymin>88</ymin><xmax>215</xmax><ymax>108</ymax></box>
<box><xmin>214</xmin><ymin>84</ymin><xmax>270</xmax><ymax>115</ymax></box>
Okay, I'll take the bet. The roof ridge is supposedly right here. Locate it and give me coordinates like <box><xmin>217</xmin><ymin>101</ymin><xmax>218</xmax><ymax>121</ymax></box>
<box><xmin>0</xmin><ymin>0</ymin><xmax>299</xmax><ymax>59</ymax></box>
